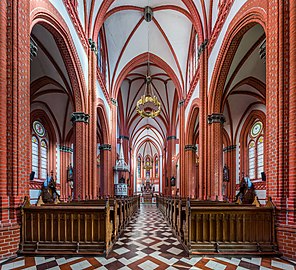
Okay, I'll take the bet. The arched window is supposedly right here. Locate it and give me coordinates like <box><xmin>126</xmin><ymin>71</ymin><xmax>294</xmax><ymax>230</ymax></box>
<box><xmin>137</xmin><ymin>156</ymin><xmax>141</xmax><ymax>178</ymax></box>
<box><xmin>248</xmin><ymin>121</ymin><xmax>264</xmax><ymax>180</ymax></box>
<box><xmin>40</xmin><ymin>140</ymin><xmax>48</xmax><ymax>179</ymax></box>
<box><xmin>32</xmin><ymin>136</ymin><xmax>39</xmax><ymax>178</ymax></box>
<box><xmin>32</xmin><ymin>121</ymin><xmax>48</xmax><ymax>180</ymax></box>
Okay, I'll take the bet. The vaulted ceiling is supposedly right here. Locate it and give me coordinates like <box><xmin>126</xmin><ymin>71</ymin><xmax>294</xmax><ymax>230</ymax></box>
<box><xmin>73</xmin><ymin>0</ymin><xmax>221</xmax><ymax>155</ymax></box>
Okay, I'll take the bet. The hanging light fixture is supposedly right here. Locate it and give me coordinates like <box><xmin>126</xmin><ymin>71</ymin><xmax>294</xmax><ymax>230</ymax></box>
<box><xmin>136</xmin><ymin>6</ymin><xmax>161</xmax><ymax>119</ymax></box>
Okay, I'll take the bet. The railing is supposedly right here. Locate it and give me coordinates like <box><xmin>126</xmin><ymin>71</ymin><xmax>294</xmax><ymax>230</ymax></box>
<box><xmin>20</xmin><ymin>196</ymin><xmax>140</xmax><ymax>256</ymax></box>
<box><xmin>156</xmin><ymin>195</ymin><xmax>278</xmax><ymax>255</ymax></box>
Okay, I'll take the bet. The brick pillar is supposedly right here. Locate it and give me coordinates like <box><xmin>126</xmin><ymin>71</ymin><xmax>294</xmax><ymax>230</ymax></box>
<box><xmin>0</xmin><ymin>0</ymin><xmax>30</xmax><ymax>259</ymax></box>
<box><xmin>59</xmin><ymin>146</ymin><xmax>73</xmax><ymax>201</ymax></box>
<box><xmin>208</xmin><ymin>114</ymin><xmax>225</xmax><ymax>201</ymax></box>
<box><xmin>185</xmin><ymin>145</ymin><xmax>197</xmax><ymax>198</ymax></box>
<box><xmin>88</xmin><ymin>49</ymin><xmax>97</xmax><ymax>199</ymax></box>
<box><xmin>71</xmin><ymin>112</ymin><xmax>89</xmax><ymax>200</ymax></box>
<box><xmin>99</xmin><ymin>144</ymin><xmax>112</xmax><ymax>197</ymax></box>
<box><xmin>288</xmin><ymin>0</ymin><xmax>296</xmax><ymax>222</ymax></box>
<box><xmin>179</xmin><ymin>101</ymin><xmax>186</xmax><ymax>197</ymax></box>
<box><xmin>166</xmin><ymin>136</ymin><xmax>176</xmax><ymax>195</ymax></box>
<box><xmin>267</xmin><ymin>0</ymin><xmax>295</xmax><ymax>259</ymax></box>
<box><xmin>199</xmin><ymin>45</ymin><xmax>208</xmax><ymax>200</ymax></box>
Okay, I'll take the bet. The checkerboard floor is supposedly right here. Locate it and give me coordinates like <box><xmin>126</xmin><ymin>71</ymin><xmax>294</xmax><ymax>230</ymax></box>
<box><xmin>1</xmin><ymin>204</ymin><xmax>295</xmax><ymax>270</ymax></box>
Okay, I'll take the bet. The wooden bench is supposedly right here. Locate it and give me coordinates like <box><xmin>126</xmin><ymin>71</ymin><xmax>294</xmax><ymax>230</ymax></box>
<box><xmin>157</xmin><ymin>195</ymin><xmax>279</xmax><ymax>256</ymax></box>
<box><xmin>20</xmin><ymin>196</ymin><xmax>140</xmax><ymax>256</ymax></box>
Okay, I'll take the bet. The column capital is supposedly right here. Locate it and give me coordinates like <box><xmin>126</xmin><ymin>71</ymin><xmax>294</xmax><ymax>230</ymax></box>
<box><xmin>167</xmin><ymin>135</ymin><xmax>177</xmax><ymax>141</ymax></box>
<box><xmin>110</xmin><ymin>98</ymin><xmax>117</xmax><ymax>106</ymax></box>
<box><xmin>223</xmin><ymin>145</ymin><xmax>236</xmax><ymax>152</ymax></box>
<box><xmin>119</xmin><ymin>135</ymin><xmax>129</xmax><ymax>140</ymax></box>
<box><xmin>185</xmin><ymin>145</ymin><xmax>197</xmax><ymax>152</ymax></box>
<box><xmin>99</xmin><ymin>144</ymin><xmax>111</xmax><ymax>151</ymax></box>
<box><xmin>59</xmin><ymin>145</ymin><xmax>73</xmax><ymax>153</ymax></box>
<box><xmin>207</xmin><ymin>113</ymin><xmax>225</xmax><ymax>124</ymax></box>
<box><xmin>71</xmin><ymin>112</ymin><xmax>90</xmax><ymax>124</ymax></box>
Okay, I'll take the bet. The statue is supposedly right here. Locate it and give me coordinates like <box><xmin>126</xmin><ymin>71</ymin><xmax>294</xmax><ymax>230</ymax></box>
<box><xmin>223</xmin><ymin>164</ymin><xmax>229</xmax><ymax>182</ymax></box>
<box><xmin>67</xmin><ymin>163</ymin><xmax>74</xmax><ymax>190</ymax></box>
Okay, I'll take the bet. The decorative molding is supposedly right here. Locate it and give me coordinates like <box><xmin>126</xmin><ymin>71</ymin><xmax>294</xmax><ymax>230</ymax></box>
<box><xmin>71</xmin><ymin>112</ymin><xmax>90</xmax><ymax>124</ymax></box>
<box><xmin>119</xmin><ymin>135</ymin><xmax>129</xmax><ymax>140</ymax></box>
<box><xmin>223</xmin><ymin>145</ymin><xmax>236</xmax><ymax>152</ymax></box>
<box><xmin>207</xmin><ymin>0</ymin><xmax>235</xmax><ymax>53</ymax></box>
<box><xmin>99</xmin><ymin>144</ymin><xmax>111</xmax><ymax>151</ymax></box>
<box><xmin>185</xmin><ymin>145</ymin><xmax>197</xmax><ymax>152</ymax></box>
<box><xmin>236</xmin><ymin>182</ymin><xmax>266</xmax><ymax>191</ymax></box>
<box><xmin>167</xmin><ymin>136</ymin><xmax>177</xmax><ymax>141</ymax></box>
<box><xmin>207</xmin><ymin>113</ymin><xmax>225</xmax><ymax>124</ymax></box>
<box><xmin>30</xmin><ymin>36</ymin><xmax>38</xmax><ymax>60</ymax></box>
<box><xmin>59</xmin><ymin>145</ymin><xmax>73</xmax><ymax>153</ymax></box>
<box><xmin>62</xmin><ymin>0</ymin><xmax>89</xmax><ymax>50</ymax></box>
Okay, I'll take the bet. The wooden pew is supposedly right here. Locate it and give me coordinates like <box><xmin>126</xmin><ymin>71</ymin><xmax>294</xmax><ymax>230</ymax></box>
<box><xmin>157</xmin><ymin>196</ymin><xmax>278</xmax><ymax>256</ymax></box>
<box><xmin>20</xmin><ymin>198</ymin><xmax>113</xmax><ymax>256</ymax></box>
<box><xmin>20</xmin><ymin>195</ymin><xmax>140</xmax><ymax>256</ymax></box>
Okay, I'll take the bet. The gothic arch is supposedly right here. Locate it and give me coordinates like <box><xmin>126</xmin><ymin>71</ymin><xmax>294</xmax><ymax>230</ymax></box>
<box><xmin>208</xmin><ymin>1</ymin><xmax>267</xmax><ymax>114</ymax></box>
<box><xmin>30</xmin><ymin>1</ymin><xmax>86</xmax><ymax>112</ymax></box>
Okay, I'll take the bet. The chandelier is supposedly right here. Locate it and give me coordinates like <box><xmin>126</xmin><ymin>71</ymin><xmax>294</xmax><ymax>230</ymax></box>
<box><xmin>136</xmin><ymin>6</ymin><xmax>161</xmax><ymax>119</ymax></box>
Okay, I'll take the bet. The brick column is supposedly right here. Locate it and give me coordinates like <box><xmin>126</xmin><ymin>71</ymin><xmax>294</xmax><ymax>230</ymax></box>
<box><xmin>59</xmin><ymin>146</ymin><xmax>73</xmax><ymax>200</ymax></box>
<box><xmin>223</xmin><ymin>145</ymin><xmax>236</xmax><ymax>201</ymax></box>
<box><xmin>267</xmin><ymin>0</ymin><xmax>295</xmax><ymax>259</ymax></box>
<box><xmin>185</xmin><ymin>145</ymin><xmax>197</xmax><ymax>198</ymax></box>
<box><xmin>179</xmin><ymin>101</ymin><xmax>186</xmax><ymax>197</ymax></box>
<box><xmin>71</xmin><ymin>112</ymin><xmax>89</xmax><ymax>200</ymax></box>
<box><xmin>99</xmin><ymin>144</ymin><xmax>111</xmax><ymax>197</ymax></box>
<box><xmin>88</xmin><ymin>48</ymin><xmax>97</xmax><ymax>199</ymax></box>
<box><xmin>166</xmin><ymin>135</ymin><xmax>176</xmax><ymax>195</ymax></box>
<box><xmin>0</xmin><ymin>0</ymin><xmax>30</xmax><ymax>259</ymax></box>
<box><xmin>208</xmin><ymin>113</ymin><xmax>225</xmax><ymax>201</ymax></box>
<box><xmin>199</xmin><ymin>44</ymin><xmax>208</xmax><ymax>200</ymax></box>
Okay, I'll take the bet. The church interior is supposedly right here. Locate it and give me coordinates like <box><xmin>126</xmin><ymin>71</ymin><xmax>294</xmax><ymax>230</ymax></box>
<box><xmin>0</xmin><ymin>0</ymin><xmax>296</xmax><ymax>269</ymax></box>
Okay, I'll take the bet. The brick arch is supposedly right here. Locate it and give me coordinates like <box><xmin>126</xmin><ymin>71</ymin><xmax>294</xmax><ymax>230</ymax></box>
<box><xmin>113</xmin><ymin>53</ymin><xmax>183</xmax><ymax>100</ymax></box>
<box><xmin>208</xmin><ymin>0</ymin><xmax>267</xmax><ymax>114</ymax></box>
<box><xmin>186</xmin><ymin>98</ymin><xmax>200</xmax><ymax>145</ymax></box>
<box><xmin>30</xmin><ymin>1</ymin><xmax>86</xmax><ymax>112</ymax></box>
<box><xmin>97</xmin><ymin>99</ymin><xmax>110</xmax><ymax>144</ymax></box>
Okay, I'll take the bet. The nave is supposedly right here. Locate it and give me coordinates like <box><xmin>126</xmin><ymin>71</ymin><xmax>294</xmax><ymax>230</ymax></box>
<box><xmin>1</xmin><ymin>205</ymin><xmax>295</xmax><ymax>270</ymax></box>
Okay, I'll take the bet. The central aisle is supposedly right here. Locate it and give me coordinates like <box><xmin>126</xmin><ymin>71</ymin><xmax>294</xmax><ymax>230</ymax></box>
<box><xmin>107</xmin><ymin>204</ymin><xmax>189</xmax><ymax>269</ymax></box>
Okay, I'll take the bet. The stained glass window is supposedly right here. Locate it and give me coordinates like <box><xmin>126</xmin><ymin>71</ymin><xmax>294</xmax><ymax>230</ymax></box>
<box><xmin>247</xmin><ymin>120</ymin><xmax>264</xmax><ymax>180</ymax></box>
<box><xmin>32</xmin><ymin>136</ymin><xmax>39</xmax><ymax>178</ymax></box>
<box><xmin>32</xmin><ymin>121</ymin><xmax>49</xmax><ymax>180</ymax></box>
<box><xmin>257</xmin><ymin>136</ymin><xmax>264</xmax><ymax>178</ymax></box>
<box><xmin>249</xmin><ymin>141</ymin><xmax>255</xmax><ymax>179</ymax></box>
<box><xmin>40</xmin><ymin>140</ymin><xmax>48</xmax><ymax>179</ymax></box>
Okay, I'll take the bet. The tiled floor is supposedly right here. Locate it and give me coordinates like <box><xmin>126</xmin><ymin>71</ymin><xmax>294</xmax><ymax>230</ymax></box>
<box><xmin>1</xmin><ymin>204</ymin><xmax>295</xmax><ymax>270</ymax></box>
